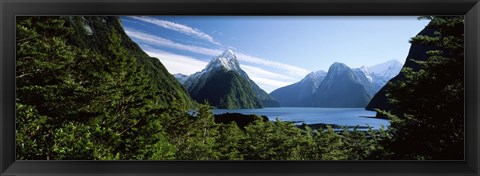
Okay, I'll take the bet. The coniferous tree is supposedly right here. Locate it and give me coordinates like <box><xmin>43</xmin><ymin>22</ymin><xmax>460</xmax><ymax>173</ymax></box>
<box><xmin>215</xmin><ymin>123</ymin><xmax>245</xmax><ymax>160</ymax></box>
<box><xmin>16</xmin><ymin>16</ymin><xmax>99</xmax><ymax>159</ymax></box>
<box><xmin>16</xmin><ymin>16</ymin><xmax>177</xmax><ymax>160</ymax></box>
<box><xmin>378</xmin><ymin>16</ymin><xmax>464</xmax><ymax>160</ymax></box>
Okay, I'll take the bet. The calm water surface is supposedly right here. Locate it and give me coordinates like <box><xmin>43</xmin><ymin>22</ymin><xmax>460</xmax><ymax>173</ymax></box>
<box><xmin>212</xmin><ymin>107</ymin><xmax>389</xmax><ymax>130</ymax></box>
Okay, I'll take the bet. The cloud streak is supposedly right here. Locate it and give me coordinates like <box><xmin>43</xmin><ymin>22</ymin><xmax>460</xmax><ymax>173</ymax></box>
<box><xmin>143</xmin><ymin>48</ymin><xmax>209</xmax><ymax>75</ymax></box>
<box><xmin>125</xmin><ymin>28</ymin><xmax>221</xmax><ymax>56</ymax></box>
<box><xmin>236</xmin><ymin>53</ymin><xmax>309</xmax><ymax>77</ymax></box>
<box><xmin>248</xmin><ymin>76</ymin><xmax>292</xmax><ymax>91</ymax></box>
<box><xmin>241</xmin><ymin>64</ymin><xmax>297</xmax><ymax>82</ymax></box>
<box><xmin>129</xmin><ymin>16</ymin><xmax>221</xmax><ymax>46</ymax></box>
<box><xmin>125</xmin><ymin>28</ymin><xmax>309</xmax><ymax>77</ymax></box>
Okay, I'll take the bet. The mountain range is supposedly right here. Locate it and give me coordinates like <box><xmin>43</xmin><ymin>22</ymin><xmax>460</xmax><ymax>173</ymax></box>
<box><xmin>174</xmin><ymin>48</ymin><xmax>402</xmax><ymax>109</ymax></box>
<box><xmin>67</xmin><ymin>17</ymin><xmax>410</xmax><ymax>110</ymax></box>
<box><xmin>270</xmin><ymin>60</ymin><xmax>402</xmax><ymax>108</ymax></box>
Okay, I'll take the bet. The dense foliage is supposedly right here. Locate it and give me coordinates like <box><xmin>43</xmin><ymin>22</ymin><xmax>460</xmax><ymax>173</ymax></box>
<box><xmin>377</xmin><ymin>16</ymin><xmax>464</xmax><ymax>160</ymax></box>
<box><xmin>161</xmin><ymin>105</ymin><xmax>390</xmax><ymax>160</ymax></box>
<box><xmin>16</xmin><ymin>16</ymin><xmax>186</xmax><ymax>159</ymax></box>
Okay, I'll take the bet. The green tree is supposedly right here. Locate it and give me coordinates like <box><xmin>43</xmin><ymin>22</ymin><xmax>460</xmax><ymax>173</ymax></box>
<box><xmin>162</xmin><ymin>104</ymin><xmax>220</xmax><ymax>160</ymax></box>
<box><xmin>339</xmin><ymin>127</ymin><xmax>391</xmax><ymax>160</ymax></box>
<box><xmin>238</xmin><ymin>118</ymin><xmax>310</xmax><ymax>160</ymax></box>
<box><xmin>378</xmin><ymin>16</ymin><xmax>464</xmax><ymax>160</ymax></box>
<box><xmin>16</xmin><ymin>103</ymin><xmax>52</xmax><ymax>160</ymax></box>
<box><xmin>181</xmin><ymin>104</ymin><xmax>219</xmax><ymax>160</ymax></box>
<box><xmin>16</xmin><ymin>16</ymin><xmax>97</xmax><ymax>159</ymax></box>
<box><xmin>215</xmin><ymin>123</ymin><xmax>245</xmax><ymax>160</ymax></box>
<box><xmin>309</xmin><ymin>127</ymin><xmax>348</xmax><ymax>160</ymax></box>
<box><xmin>16</xmin><ymin>16</ymin><xmax>177</xmax><ymax>160</ymax></box>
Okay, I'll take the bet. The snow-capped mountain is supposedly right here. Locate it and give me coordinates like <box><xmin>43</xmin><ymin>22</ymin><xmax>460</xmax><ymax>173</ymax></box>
<box><xmin>204</xmin><ymin>49</ymin><xmax>248</xmax><ymax>76</ymax></box>
<box><xmin>355</xmin><ymin>60</ymin><xmax>403</xmax><ymax>83</ymax></box>
<box><xmin>300</xmin><ymin>70</ymin><xmax>327</xmax><ymax>87</ymax></box>
<box><xmin>270</xmin><ymin>60</ymin><xmax>403</xmax><ymax>108</ymax></box>
<box><xmin>177</xmin><ymin>49</ymin><xmax>279</xmax><ymax>108</ymax></box>
<box><xmin>182</xmin><ymin>49</ymin><xmax>250</xmax><ymax>91</ymax></box>
<box><xmin>368</xmin><ymin>59</ymin><xmax>403</xmax><ymax>79</ymax></box>
<box><xmin>353</xmin><ymin>60</ymin><xmax>403</xmax><ymax>93</ymax></box>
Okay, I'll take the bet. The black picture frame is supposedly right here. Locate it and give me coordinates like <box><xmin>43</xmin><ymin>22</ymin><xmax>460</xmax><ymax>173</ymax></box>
<box><xmin>1</xmin><ymin>0</ymin><xmax>479</xmax><ymax>175</ymax></box>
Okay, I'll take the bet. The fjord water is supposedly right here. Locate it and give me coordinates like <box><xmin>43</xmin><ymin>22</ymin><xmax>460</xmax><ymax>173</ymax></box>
<box><xmin>213</xmin><ymin>107</ymin><xmax>390</xmax><ymax>130</ymax></box>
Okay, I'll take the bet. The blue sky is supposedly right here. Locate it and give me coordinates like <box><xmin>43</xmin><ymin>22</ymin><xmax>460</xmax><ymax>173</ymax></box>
<box><xmin>120</xmin><ymin>16</ymin><xmax>430</xmax><ymax>93</ymax></box>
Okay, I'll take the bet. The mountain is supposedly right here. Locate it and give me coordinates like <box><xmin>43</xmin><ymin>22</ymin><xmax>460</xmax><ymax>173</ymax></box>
<box><xmin>352</xmin><ymin>60</ymin><xmax>403</xmax><ymax>96</ymax></box>
<box><xmin>248</xmin><ymin>80</ymin><xmax>280</xmax><ymax>107</ymax></box>
<box><xmin>366</xmin><ymin>27</ymin><xmax>436</xmax><ymax>112</ymax></box>
<box><xmin>270</xmin><ymin>71</ymin><xmax>327</xmax><ymax>107</ymax></box>
<box><xmin>311</xmin><ymin>62</ymin><xmax>372</xmax><ymax>108</ymax></box>
<box><xmin>189</xmin><ymin>69</ymin><xmax>263</xmax><ymax>109</ymax></box>
<box><xmin>352</xmin><ymin>67</ymin><xmax>377</xmax><ymax>96</ymax></box>
<box><xmin>173</xmin><ymin>73</ymin><xmax>188</xmax><ymax>84</ymax></box>
<box><xmin>368</xmin><ymin>60</ymin><xmax>404</xmax><ymax>82</ymax></box>
<box><xmin>63</xmin><ymin>16</ymin><xmax>195</xmax><ymax>108</ymax></box>
<box><xmin>270</xmin><ymin>60</ymin><xmax>402</xmax><ymax>107</ymax></box>
<box><xmin>181</xmin><ymin>49</ymin><xmax>266</xmax><ymax>109</ymax></box>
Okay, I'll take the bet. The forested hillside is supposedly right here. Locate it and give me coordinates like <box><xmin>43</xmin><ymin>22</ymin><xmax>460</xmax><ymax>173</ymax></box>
<box><xmin>370</xmin><ymin>16</ymin><xmax>464</xmax><ymax>159</ymax></box>
<box><xmin>16</xmin><ymin>16</ymin><xmax>194</xmax><ymax>159</ymax></box>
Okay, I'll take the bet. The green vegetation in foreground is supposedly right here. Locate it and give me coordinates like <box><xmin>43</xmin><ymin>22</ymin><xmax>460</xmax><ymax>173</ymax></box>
<box><xmin>15</xmin><ymin>16</ymin><xmax>463</xmax><ymax>160</ymax></box>
<box><xmin>376</xmin><ymin>16</ymin><xmax>464</xmax><ymax>160</ymax></box>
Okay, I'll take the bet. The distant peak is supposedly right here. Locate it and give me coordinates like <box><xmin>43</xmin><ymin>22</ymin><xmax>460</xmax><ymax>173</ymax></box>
<box><xmin>302</xmin><ymin>70</ymin><xmax>327</xmax><ymax>82</ymax></box>
<box><xmin>310</xmin><ymin>70</ymin><xmax>327</xmax><ymax>76</ymax></box>
<box><xmin>330</xmin><ymin>62</ymin><xmax>348</xmax><ymax>68</ymax></box>
<box><xmin>205</xmin><ymin>48</ymin><xmax>242</xmax><ymax>72</ymax></box>
<box><xmin>328</xmin><ymin>62</ymin><xmax>351</xmax><ymax>73</ymax></box>
<box><xmin>173</xmin><ymin>73</ymin><xmax>187</xmax><ymax>77</ymax></box>
<box><xmin>219</xmin><ymin>48</ymin><xmax>236</xmax><ymax>58</ymax></box>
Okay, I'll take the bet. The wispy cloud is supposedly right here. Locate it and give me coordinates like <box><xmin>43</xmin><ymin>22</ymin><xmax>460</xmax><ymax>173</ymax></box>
<box><xmin>241</xmin><ymin>64</ymin><xmax>298</xmax><ymax>92</ymax></box>
<box><xmin>125</xmin><ymin>28</ymin><xmax>309</xmax><ymax>77</ymax></box>
<box><xmin>129</xmin><ymin>16</ymin><xmax>221</xmax><ymax>46</ymax></box>
<box><xmin>144</xmin><ymin>48</ymin><xmax>209</xmax><ymax>75</ymax></box>
<box><xmin>236</xmin><ymin>53</ymin><xmax>309</xmax><ymax>77</ymax></box>
<box><xmin>248</xmin><ymin>76</ymin><xmax>293</xmax><ymax>92</ymax></box>
<box><xmin>241</xmin><ymin>64</ymin><xmax>297</xmax><ymax>82</ymax></box>
<box><xmin>125</xmin><ymin>28</ymin><xmax>221</xmax><ymax>56</ymax></box>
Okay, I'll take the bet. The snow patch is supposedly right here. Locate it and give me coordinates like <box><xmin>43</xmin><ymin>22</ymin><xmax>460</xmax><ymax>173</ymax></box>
<box><xmin>181</xmin><ymin>48</ymin><xmax>251</xmax><ymax>90</ymax></box>
<box><xmin>83</xmin><ymin>24</ymin><xmax>93</xmax><ymax>35</ymax></box>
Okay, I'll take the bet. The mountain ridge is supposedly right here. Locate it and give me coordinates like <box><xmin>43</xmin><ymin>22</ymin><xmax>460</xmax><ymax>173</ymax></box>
<box><xmin>270</xmin><ymin>60</ymin><xmax>402</xmax><ymax>108</ymax></box>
